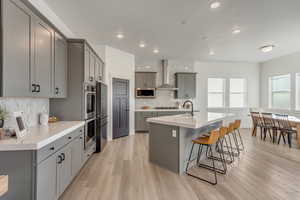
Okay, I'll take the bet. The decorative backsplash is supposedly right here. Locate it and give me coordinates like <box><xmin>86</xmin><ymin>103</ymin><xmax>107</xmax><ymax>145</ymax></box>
<box><xmin>0</xmin><ymin>98</ymin><xmax>49</xmax><ymax>128</ymax></box>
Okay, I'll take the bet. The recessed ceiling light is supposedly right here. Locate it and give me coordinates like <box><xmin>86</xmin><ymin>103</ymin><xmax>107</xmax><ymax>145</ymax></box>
<box><xmin>232</xmin><ymin>29</ymin><xmax>241</xmax><ymax>35</ymax></box>
<box><xmin>116</xmin><ymin>33</ymin><xmax>124</xmax><ymax>39</ymax></box>
<box><xmin>139</xmin><ymin>42</ymin><xmax>146</xmax><ymax>48</ymax></box>
<box><xmin>153</xmin><ymin>48</ymin><xmax>159</xmax><ymax>54</ymax></box>
<box><xmin>210</xmin><ymin>1</ymin><xmax>221</xmax><ymax>9</ymax></box>
<box><xmin>209</xmin><ymin>50</ymin><xmax>215</xmax><ymax>55</ymax></box>
<box><xmin>260</xmin><ymin>45</ymin><xmax>275</xmax><ymax>53</ymax></box>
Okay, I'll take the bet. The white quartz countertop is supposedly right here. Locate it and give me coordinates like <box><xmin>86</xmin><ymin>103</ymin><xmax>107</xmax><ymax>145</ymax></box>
<box><xmin>135</xmin><ymin>109</ymin><xmax>194</xmax><ymax>112</ymax></box>
<box><xmin>0</xmin><ymin>121</ymin><xmax>85</xmax><ymax>151</ymax></box>
<box><xmin>147</xmin><ymin>112</ymin><xmax>235</xmax><ymax>129</ymax></box>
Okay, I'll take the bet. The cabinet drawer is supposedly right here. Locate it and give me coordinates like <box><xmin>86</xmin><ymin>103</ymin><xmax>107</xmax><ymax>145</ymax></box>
<box><xmin>37</xmin><ymin>127</ymin><xmax>84</xmax><ymax>163</ymax></box>
<box><xmin>37</xmin><ymin>142</ymin><xmax>57</xmax><ymax>164</ymax></box>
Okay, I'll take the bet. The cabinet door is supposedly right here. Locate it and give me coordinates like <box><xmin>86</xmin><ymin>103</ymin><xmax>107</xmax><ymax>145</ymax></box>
<box><xmin>145</xmin><ymin>73</ymin><xmax>156</xmax><ymax>88</ymax></box>
<box><xmin>71</xmin><ymin>135</ymin><xmax>83</xmax><ymax>178</ymax></box>
<box><xmin>89</xmin><ymin>52</ymin><xmax>96</xmax><ymax>83</ymax></box>
<box><xmin>135</xmin><ymin>73</ymin><xmax>144</xmax><ymax>88</ymax></box>
<box><xmin>53</xmin><ymin>32</ymin><xmax>67</xmax><ymax>98</ymax></box>
<box><xmin>36</xmin><ymin>153</ymin><xmax>58</xmax><ymax>200</ymax></box>
<box><xmin>84</xmin><ymin>48</ymin><xmax>90</xmax><ymax>83</ymax></box>
<box><xmin>2</xmin><ymin>0</ymin><xmax>33</xmax><ymax>97</ymax></box>
<box><xmin>33</xmin><ymin>18</ymin><xmax>53</xmax><ymax>97</ymax></box>
<box><xmin>57</xmin><ymin>145</ymin><xmax>72</xmax><ymax>197</ymax></box>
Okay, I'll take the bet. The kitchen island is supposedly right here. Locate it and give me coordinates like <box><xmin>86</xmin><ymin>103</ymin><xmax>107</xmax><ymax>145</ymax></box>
<box><xmin>147</xmin><ymin>112</ymin><xmax>235</xmax><ymax>174</ymax></box>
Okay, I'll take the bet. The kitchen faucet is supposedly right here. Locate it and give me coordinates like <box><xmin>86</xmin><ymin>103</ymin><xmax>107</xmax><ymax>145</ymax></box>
<box><xmin>183</xmin><ymin>100</ymin><xmax>194</xmax><ymax>116</ymax></box>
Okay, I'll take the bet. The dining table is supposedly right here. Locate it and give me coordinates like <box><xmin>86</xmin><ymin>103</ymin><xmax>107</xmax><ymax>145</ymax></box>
<box><xmin>251</xmin><ymin>114</ymin><xmax>300</xmax><ymax>148</ymax></box>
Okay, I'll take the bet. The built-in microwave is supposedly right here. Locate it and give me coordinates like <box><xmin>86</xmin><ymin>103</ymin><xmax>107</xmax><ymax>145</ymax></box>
<box><xmin>136</xmin><ymin>88</ymin><xmax>156</xmax><ymax>98</ymax></box>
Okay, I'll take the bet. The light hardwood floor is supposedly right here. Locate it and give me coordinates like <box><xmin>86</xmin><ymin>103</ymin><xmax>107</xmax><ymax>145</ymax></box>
<box><xmin>60</xmin><ymin>129</ymin><xmax>300</xmax><ymax>200</ymax></box>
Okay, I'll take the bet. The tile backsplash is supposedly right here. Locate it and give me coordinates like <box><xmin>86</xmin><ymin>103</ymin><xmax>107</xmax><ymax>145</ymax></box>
<box><xmin>0</xmin><ymin>98</ymin><xmax>49</xmax><ymax>129</ymax></box>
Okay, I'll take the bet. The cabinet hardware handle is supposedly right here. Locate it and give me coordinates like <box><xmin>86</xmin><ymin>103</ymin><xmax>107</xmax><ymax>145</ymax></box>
<box><xmin>80</xmin><ymin>137</ymin><xmax>83</xmax><ymax>139</ymax></box>
<box><xmin>55</xmin><ymin>87</ymin><xmax>59</xmax><ymax>95</ymax></box>
<box><xmin>61</xmin><ymin>153</ymin><xmax>65</xmax><ymax>161</ymax></box>
<box><xmin>89</xmin><ymin>76</ymin><xmax>93</xmax><ymax>81</ymax></box>
<box><xmin>50</xmin><ymin>147</ymin><xmax>55</xmax><ymax>151</ymax></box>
<box><xmin>36</xmin><ymin>84</ymin><xmax>41</xmax><ymax>93</ymax></box>
<box><xmin>32</xmin><ymin>84</ymin><xmax>37</xmax><ymax>93</ymax></box>
<box><xmin>68</xmin><ymin>136</ymin><xmax>72</xmax><ymax>140</ymax></box>
<box><xmin>58</xmin><ymin>155</ymin><xmax>63</xmax><ymax>164</ymax></box>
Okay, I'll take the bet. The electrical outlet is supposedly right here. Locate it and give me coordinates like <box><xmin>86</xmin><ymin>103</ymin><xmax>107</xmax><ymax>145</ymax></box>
<box><xmin>172</xmin><ymin>130</ymin><xmax>177</xmax><ymax>138</ymax></box>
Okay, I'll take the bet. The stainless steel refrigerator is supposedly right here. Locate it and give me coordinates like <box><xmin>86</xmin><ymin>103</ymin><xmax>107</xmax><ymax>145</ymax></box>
<box><xmin>96</xmin><ymin>81</ymin><xmax>108</xmax><ymax>152</ymax></box>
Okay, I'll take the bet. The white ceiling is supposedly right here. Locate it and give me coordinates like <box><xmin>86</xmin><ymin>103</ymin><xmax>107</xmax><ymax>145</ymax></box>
<box><xmin>43</xmin><ymin>0</ymin><xmax>300</xmax><ymax>63</ymax></box>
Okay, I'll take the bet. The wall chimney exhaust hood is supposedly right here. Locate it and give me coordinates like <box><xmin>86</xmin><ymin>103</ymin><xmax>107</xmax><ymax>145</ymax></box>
<box><xmin>157</xmin><ymin>60</ymin><xmax>178</xmax><ymax>90</ymax></box>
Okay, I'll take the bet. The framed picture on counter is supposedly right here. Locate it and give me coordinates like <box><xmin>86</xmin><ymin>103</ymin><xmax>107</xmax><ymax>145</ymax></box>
<box><xmin>13</xmin><ymin>111</ymin><xmax>28</xmax><ymax>138</ymax></box>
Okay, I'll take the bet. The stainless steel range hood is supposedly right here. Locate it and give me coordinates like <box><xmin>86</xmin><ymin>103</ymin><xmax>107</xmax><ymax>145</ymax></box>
<box><xmin>157</xmin><ymin>60</ymin><xmax>178</xmax><ymax>90</ymax></box>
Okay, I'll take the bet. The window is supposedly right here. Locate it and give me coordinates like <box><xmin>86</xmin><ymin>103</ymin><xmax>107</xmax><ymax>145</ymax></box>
<box><xmin>207</xmin><ymin>78</ymin><xmax>225</xmax><ymax>108</ymax></box>
<box><xmin>269</xmin><ymin>74</ymin><xmax>291</xmax><ymax>109</ymax></box>
<box><xmin>230</xmin><ymin>78</ymin><xmax>246</xmax><ymax>108</ymax></box>
<box><xmin>296</xmin><ymin>73</ymin><xmax>300</xmax><ymax>110</ymax></box>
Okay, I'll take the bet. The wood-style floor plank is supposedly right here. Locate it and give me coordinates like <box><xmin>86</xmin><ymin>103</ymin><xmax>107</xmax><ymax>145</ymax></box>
<box><xmin>60</xmin><ymin>129</ymin><xmax>300</xmax><ymax>200</ymax></box>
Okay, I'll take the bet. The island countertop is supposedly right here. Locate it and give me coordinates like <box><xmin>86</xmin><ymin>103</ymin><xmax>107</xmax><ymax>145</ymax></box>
<box><xmin>0</xmin><ymin>121</ymin><xmax>85</xmax><ymax>151</ymax></box>
<box><xmin>147</xmin><ymin>112</ymin><xmax>235</xmax><ymax>129</ymax></box>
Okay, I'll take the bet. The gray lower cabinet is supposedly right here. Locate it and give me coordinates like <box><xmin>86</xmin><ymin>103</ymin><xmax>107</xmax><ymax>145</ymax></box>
<box><xmin>57</xmin><ymin>144</ymin><xmax>72</xmax><ymax>197</ymax></box>
<box><xmin>53</xmin><ymin>32</ymin><xmax>68</xmax><ymax>98</ymax></box>
<box><xmin>36</xmin><ymin>152</ymin><xmax>58</xmax><ymax>200</ymax></box>
<box><xmin>70</xmin><ymin>135</ymin><xmax>84</xmax><ymax>178</ymax></box>
<box><xmin>175</xmin><ymin>73</ymin><xmax>197</xmax><ymax>99</ymax></box>
<box><xmin>135</xmin><ymin>111</ymin><xmax>188</xmax><ymax>132</ymax></box>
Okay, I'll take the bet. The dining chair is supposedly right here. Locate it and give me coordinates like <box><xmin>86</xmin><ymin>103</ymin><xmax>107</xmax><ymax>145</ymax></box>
<box><xmin>250</xmin><ymin>112</ymin><xmax>264</xmax><ymax>139</ymax></box>
<box><xmin>261</xmin><ymin>113</ymin><xmax>277</xmax><ymax>142</ymax></box>
<box><xmin>276</xmin><ymin>114</ymin><xmax>297</xmax><ymax>148</ymax></box>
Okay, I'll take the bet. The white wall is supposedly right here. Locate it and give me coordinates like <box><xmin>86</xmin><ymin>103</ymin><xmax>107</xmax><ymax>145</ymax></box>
<box><xmin>194</xmin><ymin>61</ymin><xmax>260</xmax><ymax>128</ymax></box>
<box><xmin>260</xmin><ymin>51</ymin><xmax>300</xmax><ymax>117</ymax></box>
<box><xmin>103</xmin><ymin>46</ymin><xmax>135</xmax><ymax>140</ymax></box>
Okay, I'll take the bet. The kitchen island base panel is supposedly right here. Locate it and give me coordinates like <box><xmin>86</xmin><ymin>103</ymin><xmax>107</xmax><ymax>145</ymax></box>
<box><xmin>149</xmin><ymin>121</ymin><xmax>222</xmax><ymax>174</ymax></box>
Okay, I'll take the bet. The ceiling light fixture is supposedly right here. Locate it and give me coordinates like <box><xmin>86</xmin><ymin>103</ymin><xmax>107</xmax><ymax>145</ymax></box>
<box><xmin>116</xmin><ymin>33</ymin><xmax>124</xmax><ymax>39</ymax></box>
<box><xmin>139</xmin><ymin>42</ymin><xmax>146</xmax><ymax>48</ymax></box>
<box><xmin>232</xmin><ymin>28</ymin><xmax>241</xmax><ymax>35</ymax></box>
<box><xmin>209</xmin><ymin>50</ymin><xmax>215</xmax><ymax>55</ymax></box>
<box><xmin>153</xmin><ymin>48</ymin><xmax>159</xmax><ymax>54</ymax></box>
<box><xmin>210</xmin><ymin>1</ymin><xmax>221</xmax><ymax>9</ymax></box>
<box><xmin>260</xmin><ymin>45</ymin><xmax>275</xmax><ymax>53</ymax></box>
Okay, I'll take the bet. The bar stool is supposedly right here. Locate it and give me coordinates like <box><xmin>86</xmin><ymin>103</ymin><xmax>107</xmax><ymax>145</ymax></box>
<box><xmin>224</xmin><ymin>122</ymin><xmax>240</xmax><ymax>158</ymax></box>
<box><xmin>233</xmin><ymin>120</ymin><xmax>245</xmax><ymax>151</ymax></box>
<box><xmin>207</xmin><ymin>127</ymin><xmax>230</xmax><ymax>172</ymax></box>
<box><xmin>186</xmin><ymin>130</ymin><xmax>225</xmax><ymax>185</ymax></box>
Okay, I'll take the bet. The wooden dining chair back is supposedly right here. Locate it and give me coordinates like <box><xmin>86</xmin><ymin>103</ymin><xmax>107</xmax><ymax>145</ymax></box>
<box><xmin>261</xmin><ymin>113</ymin><xmax>275</xmax><ymax>127</ymax></box>
<box><xmin>276</xmin><ymin>114</ymin><xmax>292</xmax><ymax>130</ymax></box>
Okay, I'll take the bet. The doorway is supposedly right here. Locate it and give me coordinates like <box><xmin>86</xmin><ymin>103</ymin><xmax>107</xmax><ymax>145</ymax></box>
<box><xmin>112</xmin><ymin>78</ymin><xmax>130</xmax><ymax>139</ymax></box>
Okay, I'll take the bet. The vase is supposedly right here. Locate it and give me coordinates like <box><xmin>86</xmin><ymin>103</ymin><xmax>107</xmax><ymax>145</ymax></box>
<box><xmin>0</xmin><ymin>120</ymin><xmax>4</xmax><ymax>128</ymax></box>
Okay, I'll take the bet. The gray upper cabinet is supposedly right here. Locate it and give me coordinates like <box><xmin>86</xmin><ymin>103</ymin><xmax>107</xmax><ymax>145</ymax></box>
<box><xmin>89</xmin><ymin>52</ymin><xmax>96</xmax><ymax>83</ymax></box>
<box><xmin>175</xmin><ymin>73</ymin><xmax>196</xmax><ymax>99</ymax></box>
<box><xmin>1</xmin><ymin>0</ymin><xmax>68</xmax><ymax>98</ymax></box>
<box><xmin>95</xmin><ymin>58</ymin><xmax>104</xmax><ymax>82</ymax></box>
<box><xmin>135</xmin><ymin>72</ymin><xmax>157</xmax><ymax>88</ymax></box>
<box><xmin>53</xmin><ymin>32</ymin><xmax>68</xmax><ymax>98</ymax></box>
<box><xmin>33</xmin><ymin>17</ymin><xmax>53</xmax><ymax>97</ymax></box>
<box><xmin>2</xmin><ymin>0</ymin><xmax>34</xmax><ymax>97</ymax></box>
<box><xmin>84</xmin><ymin>47</ymin><xmax>91</xmax><ymax>83</ymax></box>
